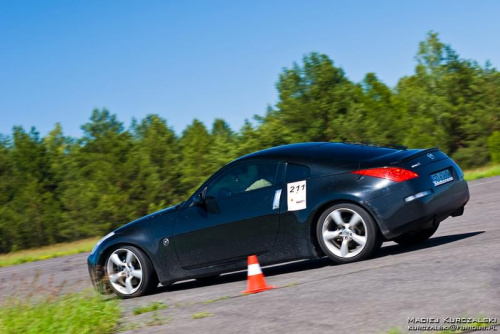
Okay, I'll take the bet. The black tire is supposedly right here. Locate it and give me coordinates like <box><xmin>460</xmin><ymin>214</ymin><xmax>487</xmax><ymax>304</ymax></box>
<box><xmin>316</xmin><ymin>203</ymin><xmax>382</xmax><ymax>264</ymax></box>
<box><xmin>104</xmin><ymin>245</ymin><xmax>158</xmax><ymax>298</ymax></box>
<box><xmin>392</xmin><ymin>224</ymin><xmax>440</xmax><ymax>246</ymax></box>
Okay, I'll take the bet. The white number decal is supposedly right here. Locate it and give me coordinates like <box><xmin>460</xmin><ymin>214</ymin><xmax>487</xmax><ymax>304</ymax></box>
<box><xmin>287</xmin><ymin>180</ymin><xmax>307</xmax><ymax>211</ymax></box>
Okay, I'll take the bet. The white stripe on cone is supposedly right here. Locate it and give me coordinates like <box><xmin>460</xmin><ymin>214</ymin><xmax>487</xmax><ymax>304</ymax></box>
<box><xmin>247</xmin><ymin>263</ymin><xmax>262</xmax><ymax>276</ymax></box>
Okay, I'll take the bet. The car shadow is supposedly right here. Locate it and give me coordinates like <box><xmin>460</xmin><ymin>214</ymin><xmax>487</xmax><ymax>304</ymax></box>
<box><xmin>375</xmin><ymin>231</ymin><xmax>484</xmax><ymax>259</ymax></box>
<box><xmin>153</xmin><ymin>258</ymin><xmax>333</xmax><ymax>295</ymax></box>
<box><xmin>152</xmin><ymin>231</ymin><xmax>484</xmax><ymax>294</ymax></box>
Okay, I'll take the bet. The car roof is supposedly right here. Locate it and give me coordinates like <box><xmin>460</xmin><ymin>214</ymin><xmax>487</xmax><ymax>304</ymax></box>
<box><xmin>238</xmin><ymin>142</ymin><xmax>328</xmax><ymax>161</ymax></box>
<box><xmin>235</xmin><ymin>142</ymin><xmax>399</xmax><ymax>165</ymax></box>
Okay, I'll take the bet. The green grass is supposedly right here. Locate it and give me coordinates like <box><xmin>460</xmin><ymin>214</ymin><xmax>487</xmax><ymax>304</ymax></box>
<box><xmin>133</xmin><ymin>302</ymin><xmax>168</xmax><ymax>315</ymax></box>
<box><xmin>0</xmin><ymin>291</ymin><xmax>120</xmax><ymax>334</ymax></box>
<box><xmin>146</xmin><ymin>313</ymin><xmax>172</xmax><ymax>327</ymax></box>
<box><xmin>0</xmin><ymin>237</ymin><xmax>99</xmax><ymax>268</ymax></box>
<box><xmin>174</xmin><ymin>301</ymin><xmax>194</xmax><ymax>308</ymax></box>
<box><xmin>464</xmin><ymin>164</ymin><xmax>500</xmax><ymax>181</ymax></box>
<box><xmin>202</xmin><ymin>296</ymin><xmax>230</xmax><ymax>304</ymax></box>
<box><xmin>192</xmin><ymin>311</ymin><xmax>213</xmax><ymax>319</ymax></box>
<box><xmin>283</xmin><ymin>281</ymin><xmax>298</xmax><ymax>288</ymax></box>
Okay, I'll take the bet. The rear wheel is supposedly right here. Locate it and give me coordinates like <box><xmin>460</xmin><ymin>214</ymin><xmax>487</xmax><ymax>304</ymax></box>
<box><xmin>105</xmin><ymin>245</ymin><xmax>158</xmax><ymax>298</ymax></box>
<box><xmin>393</xmin><ymin>224</ymin><xmax>439</xmax><ymax>246</ymax></box>
<box><xmin>316</xmin><ymin>203</ymin><xmax>382</xmax><ymax>264</ymax></box>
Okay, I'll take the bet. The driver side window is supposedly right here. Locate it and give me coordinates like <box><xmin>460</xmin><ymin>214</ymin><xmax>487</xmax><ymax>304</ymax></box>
<box><xmin>206</xmin><ymin>162</ymin><xmax>278</xmax><ymax>200</ymax></box>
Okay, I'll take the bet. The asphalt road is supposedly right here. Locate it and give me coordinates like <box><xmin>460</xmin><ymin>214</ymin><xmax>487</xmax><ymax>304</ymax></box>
<box><xmin>1</xmin><ymin>177</ymin><xmax>499</xmax><ymax>333</ymax></box>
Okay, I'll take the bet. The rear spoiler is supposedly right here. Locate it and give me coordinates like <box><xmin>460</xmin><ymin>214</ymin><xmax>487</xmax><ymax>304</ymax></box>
<box><xmin>390</xmin><ymin>147</ymin><xmax>440</xmax><ymax>164</ymax></box>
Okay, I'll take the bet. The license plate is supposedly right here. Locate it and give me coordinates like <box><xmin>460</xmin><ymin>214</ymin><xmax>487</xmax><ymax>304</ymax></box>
<box><xmin>431</xmin><ymin>169</ymin><xmax>454</xmax><ymax>186</ymax></box>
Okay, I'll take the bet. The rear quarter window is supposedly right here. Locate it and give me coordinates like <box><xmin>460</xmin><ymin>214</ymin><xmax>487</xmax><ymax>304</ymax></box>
<box><xmin>285</xmin><ymin>163</ymin><xmax>310</xmax><ymax>182</ymax></box>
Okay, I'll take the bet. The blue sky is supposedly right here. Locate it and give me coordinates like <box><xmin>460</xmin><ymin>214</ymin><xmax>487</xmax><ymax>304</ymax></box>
<box><xmin>1</xmin><ymin>0</ymin><xmax>499</xmax><ymax>138</ymax></box>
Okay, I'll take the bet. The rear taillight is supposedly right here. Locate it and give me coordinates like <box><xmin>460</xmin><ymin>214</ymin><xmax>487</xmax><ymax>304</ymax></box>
<box><xmin>351</xmin><ymin>167</ymin><xmax>419</xmax><ymax>182</ymax></box>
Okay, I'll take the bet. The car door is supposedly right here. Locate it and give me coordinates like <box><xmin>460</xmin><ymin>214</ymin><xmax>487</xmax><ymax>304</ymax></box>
<box><xmin>173</xmin><ymin>161</ymin><xmax>282</xmax><ymax>269</ymax></box>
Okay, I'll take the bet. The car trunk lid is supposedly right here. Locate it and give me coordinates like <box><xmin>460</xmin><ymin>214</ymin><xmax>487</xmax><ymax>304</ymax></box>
<box><xmin>360</xmin><ymin>147</ymin><xmax>448</xmax><ymax>171</ymax></box>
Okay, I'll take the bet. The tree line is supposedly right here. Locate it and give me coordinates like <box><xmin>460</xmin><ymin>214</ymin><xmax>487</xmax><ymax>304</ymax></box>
<box><xmin>1</xmin><ymin>32</ymin><xmax>499</xmax><ymax>253</ymax></box>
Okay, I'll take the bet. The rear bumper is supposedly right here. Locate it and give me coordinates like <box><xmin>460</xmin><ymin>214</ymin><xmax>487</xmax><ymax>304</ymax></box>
<box><xmin>364</xmin><ymin>160</ymin><xmax>470</xmax><ymax>239</ymax></box>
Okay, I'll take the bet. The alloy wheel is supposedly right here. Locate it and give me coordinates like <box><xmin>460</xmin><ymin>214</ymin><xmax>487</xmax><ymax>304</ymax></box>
<box><xmin>106</xmin><ymin>248</ymin><xmax>143</xmax><ymax>295</ymax></box>
<box><xmin>321</xmin><ymin>208</ymin><xmax>368</xmax><ymax>258</ymax></box>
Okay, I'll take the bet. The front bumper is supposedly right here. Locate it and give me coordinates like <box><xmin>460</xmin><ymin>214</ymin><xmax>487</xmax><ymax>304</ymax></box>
<box><xmin>87</xmin><ymin>253</ymin><xmax>108</xmax><ymax>293</ymax></box>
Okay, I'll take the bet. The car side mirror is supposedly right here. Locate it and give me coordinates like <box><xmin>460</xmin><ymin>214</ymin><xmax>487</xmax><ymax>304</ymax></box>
<box><xmin>192</xmin><ymin>187</ymin><xmax>207</xmax><ymax>206</ymax></box>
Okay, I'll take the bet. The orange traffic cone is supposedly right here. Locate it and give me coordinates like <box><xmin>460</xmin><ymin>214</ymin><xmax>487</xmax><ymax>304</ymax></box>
<box><xmin>242</xmin><ymin>255</ymin><xmax>275</xmax><ymax>294</ymax></box>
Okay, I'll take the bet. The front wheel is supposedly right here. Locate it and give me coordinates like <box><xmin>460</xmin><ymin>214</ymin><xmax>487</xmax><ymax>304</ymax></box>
<box><xmin>316</xmin><ymin>203</ymin><xmax>382</xmax><ymax>264</ymax></box>
<box><xmin>105</xmin><ymin>245</ymin><xmax>158</xmax><ymax>298</ymax></box>
<box><xmin>392</xmin><ymin>224</ymin><xmax>440</xmax><ymax>246</ymax></box>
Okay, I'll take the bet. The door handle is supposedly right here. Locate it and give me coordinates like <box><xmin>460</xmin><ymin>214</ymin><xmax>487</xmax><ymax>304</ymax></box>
<box><xmin>272</xmin><ymin>189</ymin><xmax>282</xmax><ymax>210</ymax></box>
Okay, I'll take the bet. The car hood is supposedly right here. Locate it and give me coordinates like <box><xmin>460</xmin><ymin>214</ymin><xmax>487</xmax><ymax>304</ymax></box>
<box><xmin>114</xmin><ymin>203</ymin><xmax>181</xmax><ymax>233</ymax></box>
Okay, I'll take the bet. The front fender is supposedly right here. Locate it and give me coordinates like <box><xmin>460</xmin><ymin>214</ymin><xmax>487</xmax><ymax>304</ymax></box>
<box><xmin>88</xmin><ymin>212</ymin><xmax>177</xmax><ymax>286</ymax></box>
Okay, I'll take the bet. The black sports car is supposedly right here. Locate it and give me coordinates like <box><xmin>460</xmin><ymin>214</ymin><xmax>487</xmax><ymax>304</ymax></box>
<box><xmin>88</xmin><ymin>142</ymin><xmax>469</xmax><ymax>298</ymax></box>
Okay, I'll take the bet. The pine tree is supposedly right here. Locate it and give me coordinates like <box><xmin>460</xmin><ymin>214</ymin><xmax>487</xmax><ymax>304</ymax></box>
<box><xmin>61</xmin><ymin>109</ymin><xmax>133</xmax><ymax>237</ymax></box>
<box><xmin>127</xmin><ymin>114</ymin><xmax>181</xmax><ymax>216</ymax></box>
<box><xmin>207</xmin><ymin>119</ymin><xmax>237</xmax><ymax>174</ymax></box>
<box><xmin>179</xmin><ymin>119</ymin><xmax>212</xmax><ymax>195</ymax></box>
